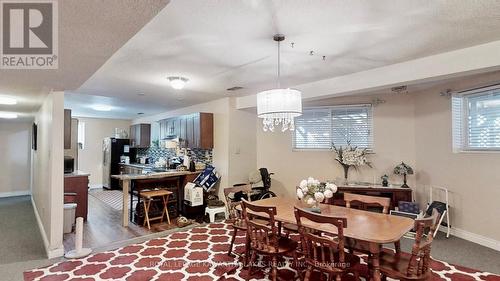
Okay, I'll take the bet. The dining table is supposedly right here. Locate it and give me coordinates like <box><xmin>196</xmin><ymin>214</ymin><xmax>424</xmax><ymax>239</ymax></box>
<box><xmin>244</xmin><ymin>197</ymin><xmax>415</xmax><ymax>281</ymax></box>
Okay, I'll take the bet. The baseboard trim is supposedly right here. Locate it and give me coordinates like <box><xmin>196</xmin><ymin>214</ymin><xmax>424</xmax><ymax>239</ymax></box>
<box><xmin>89</xmin><ymin>184</ymin><xmax>103</xmax><ymax>189</ymax></box>
<box><xmin>440</xmin><ymin>225</ymin><xmax>500</xmax><ymax>252</ymax></box>
<box><xmin>0</xmin><ymin>190</ymin><xmax>30</xmax><ymax>198</ymax></box>
<box><xmin>31</xmin><ymin>197</ymin><xmax>65</xmax><ymax>258</ymax></box>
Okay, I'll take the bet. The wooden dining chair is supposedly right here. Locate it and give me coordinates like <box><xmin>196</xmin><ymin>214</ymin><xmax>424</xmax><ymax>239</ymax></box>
<box><xmin>343</xmin><ymin>193</ymin><xmax>396</xmax><ymax>275</ymax></box>
<box><xmin>379</xmin><ymin>210</ymin><xmax>440</xmax><ymax>281</ymax></box>
<box><xmin>223</xmin><ymin>185</ymin><xmax>253</xmax><ymax>258</ymax></box>
<box><xmin>344</xmin><ymin>193</ymin><xmax>391</xmax><ymax>214</ymax></box>
<box><xmin>294</xmin><ymin>207</ymin><xmax>360</xmax><ymax>281</ymax></box>
<box><xmin>241</xmin><ymin>200</ymin><xmax>299</xmax><ymax>281</ymax></box>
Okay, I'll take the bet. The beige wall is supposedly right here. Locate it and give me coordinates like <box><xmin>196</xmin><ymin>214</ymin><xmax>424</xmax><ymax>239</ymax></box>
<box><xmin>257</xmin><ymin>93</ymin><xmax>417</xmax><ymax>198</ymax></box>
<box><xmin>76</xmin><ymin>117</ymin><xmax>131</xmax><ymax>187</ymax></box>
<box><xmin>414</xmin><ymin>79</ymin><xmax>500</xmax><ymax>244</ymax></box>
<box><xmin>0</xmin><ymin>121</ymin><xmax>32</xmax><ymax>197</ymax></box>
<box><xmin>32</xmin><ymin>91</ymin><xmax>65</xmax><ymax>258</ymax></box>
<box><xmin>256</xmin><ymin>73</ymin><xmax>500</xmax><ymax>246</ymax></box>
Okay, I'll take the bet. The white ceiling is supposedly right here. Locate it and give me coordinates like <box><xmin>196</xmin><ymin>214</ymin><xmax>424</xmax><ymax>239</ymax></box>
<box><xmin>71</xmin><ymin>0</ymin><xmax>500</xmax><ymax>119</ymax></box>
<box><xmin>0</xmin><ymin>0</ymin><xmax>168</xmax><ymax>121</ymax></box>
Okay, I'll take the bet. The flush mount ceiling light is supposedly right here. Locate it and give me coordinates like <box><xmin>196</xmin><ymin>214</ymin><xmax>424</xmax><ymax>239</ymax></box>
<box><xmin>0</xmin><ymin>96</ymin><xmax>17</xmax><ymax>105</ymax></box>
<box><xmin>92</xmin><ymin>104</ymin><xmax>113</xmax><ymax>111</ymax></box>
<box><xmin>0</xmin><ymin>112</ymin><xmax>18</xmax><ymax>119</ymax></box>
<box><xmin>257</xmin><ymin>34</ymin><xmax>302</xmax><ymax>132</ymax></box>
<box><xmin>167</xmin><ymin>76</ymin><xmax>189</xmax><ymax>90</ymax></box>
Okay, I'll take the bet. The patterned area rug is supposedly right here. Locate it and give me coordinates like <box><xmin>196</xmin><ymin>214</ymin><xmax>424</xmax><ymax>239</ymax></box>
<box><xmin>89</xmin><ymin>189</ymin><xmax>137</xmax><ymax>211</ymax></box>
<box><xmin>24</xmin><ymin>222</ymin><xmax>500</xmax><ymax>281</ymax></box>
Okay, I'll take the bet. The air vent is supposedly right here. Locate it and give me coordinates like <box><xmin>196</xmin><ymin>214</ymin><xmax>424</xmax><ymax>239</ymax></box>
<box><xmin>391</xmin><ymin>85</ymin><xmax>408</xmax><ymax>94</ymax></box>
<box><xmin>227</xmin><ymin>86</ymin><xmax>244</xmax><ymax>91</ymax></box>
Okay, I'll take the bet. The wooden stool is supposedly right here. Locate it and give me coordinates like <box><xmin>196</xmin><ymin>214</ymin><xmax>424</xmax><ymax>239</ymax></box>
<box><xmin>140</xmin><ymin>189</ymin><xmax>172</xmax><ymax>229</ymax></box>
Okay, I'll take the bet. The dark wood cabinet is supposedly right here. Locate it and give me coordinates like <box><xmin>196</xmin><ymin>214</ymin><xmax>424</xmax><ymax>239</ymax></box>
<box><xmin>158</xmin><ymin>113</ymin><xmax>213</xmax><ymax>149</ymax></box>
<box><xmin>64</xmin><ymin>109</ymin><xmax>71</xmax><ymax>149</ymax></box>
<box><xmin>327</xmin><ymin>185</ymin><xmax>413</xmax><ymax>211</ymax></box>
<box><xmin>64</xmin><ymin>174</ymin><xmax>89</xmax><ymax>220</ymax></box>
<box><xmin>130</xmin><ymin>123</ymin><xmax>151</xmax><ymax>148</ymax></box>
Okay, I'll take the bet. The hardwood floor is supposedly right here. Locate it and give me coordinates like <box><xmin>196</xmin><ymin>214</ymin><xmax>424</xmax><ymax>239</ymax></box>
<box><xmin>63</xmin><ymin>192</ymin><xmax>179</xmax><ymax>251</ymax></box>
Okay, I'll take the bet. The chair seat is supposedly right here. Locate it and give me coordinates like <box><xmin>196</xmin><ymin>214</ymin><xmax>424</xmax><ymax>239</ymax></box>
<box><xmin>379</xmin><ymin>249</ymin><xmax>431</xmax><ymax>280</ymax></box>
<box><xmin>283</xmin><ymin>223</ymin><xmax>299</xmax><ymax>232</ymax></box>
<box><xmin>251</xmin><ymin>236</ymin><xmax>298</xmax><ymax>255</ymax></box>
<box><xmin>231</xmin><ymin>218</ymin><xmax>269</xmax><ymax>230</ymax></box>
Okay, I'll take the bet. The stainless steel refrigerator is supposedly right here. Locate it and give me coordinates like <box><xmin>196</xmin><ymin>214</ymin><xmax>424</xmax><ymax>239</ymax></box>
<box><xmin>102</xmin><ymin>138</ymin><xmax>132</xmax><ymax>190</ymax></box>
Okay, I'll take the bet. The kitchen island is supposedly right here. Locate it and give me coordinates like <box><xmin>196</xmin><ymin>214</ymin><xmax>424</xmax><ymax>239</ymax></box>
<box><xmin>112</xmin><ymin>170</ymin><xmax>200</xmax><ymax>226</ymax></box>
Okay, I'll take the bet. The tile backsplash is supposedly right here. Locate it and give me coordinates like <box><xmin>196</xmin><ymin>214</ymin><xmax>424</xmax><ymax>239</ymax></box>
<box><xmin>137</xmin><ymin>146</ymin><xmax>213</xmax><ymax>165</ymax></box>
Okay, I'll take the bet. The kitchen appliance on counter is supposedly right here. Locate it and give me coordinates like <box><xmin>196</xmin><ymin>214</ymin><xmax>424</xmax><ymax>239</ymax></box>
<box><xmin>64</xmin><ymin>156</ymin><xmax>75</xmax><ymax>174</ymax></box>
<box><xmin>103</xmin><ymin>138</ymin><xmax>136</xmax><ymax>190</ymax></box>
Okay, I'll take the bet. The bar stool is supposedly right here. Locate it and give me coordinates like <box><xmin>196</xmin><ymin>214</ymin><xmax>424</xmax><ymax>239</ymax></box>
<box><xmin>140</xmin><ymin>189</ymin><xmax>172</xmax><ymax>229</ymax></box>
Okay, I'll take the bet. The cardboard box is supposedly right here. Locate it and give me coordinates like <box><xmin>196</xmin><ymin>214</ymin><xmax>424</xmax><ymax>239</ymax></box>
<box><xmin>184</xmin><ymin>182</ymin><xmax>203</xmax><ymax>206</ymax></box>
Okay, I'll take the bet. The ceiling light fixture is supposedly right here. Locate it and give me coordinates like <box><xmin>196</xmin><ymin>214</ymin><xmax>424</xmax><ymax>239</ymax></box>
<box><xmin>92</xmin><ymin>105</ymin><xmax>113</xmax><ymax>111</ymax></box>
<box><xmin>0</xmin><ymin>96</ymin><xmax>17</xmax><ymax>105</ymax></box>
<box><xmin>0</xmin><ymin>112</ymin><xmax>18</xmax><ymax>119</ymax></box>
<box><xmin>257</xmin><ymin>34</ymin><xmax>302</xmax><ymax>132</ymax></box>
<box><xmin>167</xmin><ymin>76</ymin><xmax>189</xmax><ymax>90</ymax></box>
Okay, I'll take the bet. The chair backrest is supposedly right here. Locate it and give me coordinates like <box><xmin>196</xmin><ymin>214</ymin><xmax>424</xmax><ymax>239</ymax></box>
<box><xmin>224</xmin><ymin>185</ymin><xmax>252</xmax><ymax>219</ymax></box>
<box><xmin>241</xmin><ymin>199</ymin><xmax>279</xmax><ymax>252</ymax></box>
<box><xmin>294</xmin><ymin>207</ymin><xmax>348</xmax><ymax>272</ymax></box>
<box><xmin>344</xmin><ymin>193</ymin><xmax>391</xmax><ymax>214</ymax></box>
<box><xmin>407</xmin><ymin>209</ymin><xmax>440</xmax><ymax>277</ymax></box>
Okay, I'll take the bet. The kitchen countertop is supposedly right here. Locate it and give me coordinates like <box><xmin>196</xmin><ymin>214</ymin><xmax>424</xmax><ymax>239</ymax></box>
<box><xmin>64</xmin><ymin>170</ymin><xmax>90</xmax><ymax>178</ymax></box>
<box><xmin>111</xmin><ymin>170</ymin><xmax>200</xmax><ymax>180</ymax></box>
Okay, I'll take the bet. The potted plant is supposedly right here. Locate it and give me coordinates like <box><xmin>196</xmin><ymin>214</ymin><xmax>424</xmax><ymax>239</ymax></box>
<box><xmin>331</xmin><ymin>142</ymin><xmax>371</xmax><ymax>185</ymax></box>
<box><xmin>296</xmin><ymin>177</ymin><xmax>337</xmax><ymax>210</ymax></box>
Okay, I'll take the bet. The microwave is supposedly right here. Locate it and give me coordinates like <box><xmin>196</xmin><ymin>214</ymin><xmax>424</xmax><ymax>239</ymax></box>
<box><xmin>64</xmin><ymin>157</ymin><xmax>75</xmax><ymax>174</ymax></box>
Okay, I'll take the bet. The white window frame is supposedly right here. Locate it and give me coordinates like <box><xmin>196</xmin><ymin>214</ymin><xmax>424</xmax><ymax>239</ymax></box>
<box><xmin>292</xmin><ymin>104</ymin><xmax>374</xmax><ymax>151</ymax></box>
<box><xmin>452</xmin><ymin>84</ymin><xmax>500</xmax><ymax>152</ymax></box>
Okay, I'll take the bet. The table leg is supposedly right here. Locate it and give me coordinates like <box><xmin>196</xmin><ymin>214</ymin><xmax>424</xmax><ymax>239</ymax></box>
<box><xmin>122</xmin><ymin>179</ymin><xmax>130</xmax><ymax>227</ymax></box>
<box><xmin>369</xmin><ymin>242</ymin><xmax>381</xmax><ymax>281</ymax></box>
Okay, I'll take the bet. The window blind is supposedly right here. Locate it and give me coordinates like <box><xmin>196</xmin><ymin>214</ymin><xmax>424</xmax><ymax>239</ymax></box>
<box><xmin>293</xmin><ymin>105</ymin><xmax>373</xmax><ymax>150</ymax></box>
<box><xmin>452</xmin><ymin>85</ymin><xmax>500</xmax><ymax>151</ymax></box>
<box><xmin>466</xmin><ymin>90</ymin><xmax>500</xmax><ymax>149</ymax></box>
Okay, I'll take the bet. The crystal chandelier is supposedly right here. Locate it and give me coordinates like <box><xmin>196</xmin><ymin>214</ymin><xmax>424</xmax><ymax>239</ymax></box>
<box><xmin>257</xmin><ymin>34</ymin><xmax>302</xmax><ymax>132</ymax></box>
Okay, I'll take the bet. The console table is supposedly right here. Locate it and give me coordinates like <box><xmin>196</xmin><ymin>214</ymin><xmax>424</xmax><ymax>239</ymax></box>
<box><xmin>328</xmin><ymin>185</ymin><xmax>413</xmax><ymax>210</ymax></box>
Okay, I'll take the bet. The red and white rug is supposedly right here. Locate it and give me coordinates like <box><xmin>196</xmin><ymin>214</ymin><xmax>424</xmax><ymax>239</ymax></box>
<box><xmin>24</xmin><ymin>222</ymin><xmax>500</xmax><ymax>281</ymax></box>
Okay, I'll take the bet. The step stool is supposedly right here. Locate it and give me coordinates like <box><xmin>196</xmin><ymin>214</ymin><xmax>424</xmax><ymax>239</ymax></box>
<box><xmin>205</xmin><ymin>206</ymin><xmax>228</xmax><ymax>223</ymax></box>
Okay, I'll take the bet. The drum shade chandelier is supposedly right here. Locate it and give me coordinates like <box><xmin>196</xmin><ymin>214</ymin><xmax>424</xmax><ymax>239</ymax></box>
<box><xmin>257</xmin><ymin>34</ymin><xmax>302</xmax><ymax>132</ymax></box>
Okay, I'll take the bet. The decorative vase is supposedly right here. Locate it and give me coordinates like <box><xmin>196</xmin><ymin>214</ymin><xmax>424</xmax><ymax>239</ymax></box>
<box><xmin>342</xmin><ymin>165</ymin><xmax>350</xmax><ymax>185</ymax></box>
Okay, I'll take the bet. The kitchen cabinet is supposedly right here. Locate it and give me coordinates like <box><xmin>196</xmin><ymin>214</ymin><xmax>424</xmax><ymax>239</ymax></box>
<box><xmin>64</xmin><ymin>109</ymin><xmax>71</xmax><ymax>149</ymax></box>
<box><xmin>64</xmin><ymin>173</ymin><xmax>89</xmax><ymax>220</ymax></box>
<box><xmin>130</xmin><ymin>123</ymin><xmax>151</xmax><ymax>148</ymax></box>
<box><xmin>158</xmin><ymin>113</ymin><xmax>213</xmax><ymax>149</ymax></box>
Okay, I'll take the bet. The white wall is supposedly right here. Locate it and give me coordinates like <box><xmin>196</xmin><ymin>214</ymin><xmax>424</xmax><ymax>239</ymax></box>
<box><xmin>76</xmin><ymin>117</ymin><xmax>131</xmax><ymax>187</ymax></box>
<box><xmin>31</xmin><ymin>91</ymin><xmax>65</xmax><ymax>258</ymax></box>
<box><xmin>0</xmin><ymin>121</ymin><xmax>32</xmax><ymax>197</ymax></box>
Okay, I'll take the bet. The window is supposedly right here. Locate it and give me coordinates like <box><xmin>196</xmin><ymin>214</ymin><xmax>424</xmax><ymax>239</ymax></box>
<box><xmin>78</xmin><ymin>122</ymin><xmax>85</xmax><ymax>150</ymax></box>
<box><xmin>452</xmin><ymin>85</ymin><xmax>500</xmax><ymax>151</ymax></box>
<box><xmin>293</xmin><ymin>104</ymin><xmax>373</xmax><ymax>150</ymax></box>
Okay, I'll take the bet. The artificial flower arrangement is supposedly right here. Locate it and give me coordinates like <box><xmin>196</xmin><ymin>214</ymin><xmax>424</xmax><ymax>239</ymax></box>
<box><xmin>331</xmin><ymin>142</ymin><xmax>372</xmax><ymax>183</ymax></box>
<box><xmin>296</xmin><ymin>177</ymin><xmax>338</xmax><ymax>207</ymax></box>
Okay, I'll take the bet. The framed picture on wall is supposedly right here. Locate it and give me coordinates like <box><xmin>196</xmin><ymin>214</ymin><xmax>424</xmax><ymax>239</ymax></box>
<box><xmin>32</xmin><ymin>123</ymin><xmax>37</xmax><ymax>150</ymax></box>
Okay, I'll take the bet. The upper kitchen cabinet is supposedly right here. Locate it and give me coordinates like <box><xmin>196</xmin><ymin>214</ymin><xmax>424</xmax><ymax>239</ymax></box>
<box><xmin>130</xmin><ymin>123</ymin><xmax>151</xmax><ymax>148</ymax></box>
<box><xmin>158</xmin><ymin>113</ymin><xmax>213</xmax><ymax>149</ymax></box>
<box><xmin>64</xmin><ymin>109</ymin><xmax>72</xmax><ymax>149</ymax></box>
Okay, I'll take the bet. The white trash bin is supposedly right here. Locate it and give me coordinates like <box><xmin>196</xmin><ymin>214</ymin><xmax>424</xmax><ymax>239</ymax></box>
<box><xmin>63</xmin><ymin>203</ymin><xmax>77</xmax><ymax>234</ymax></box>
